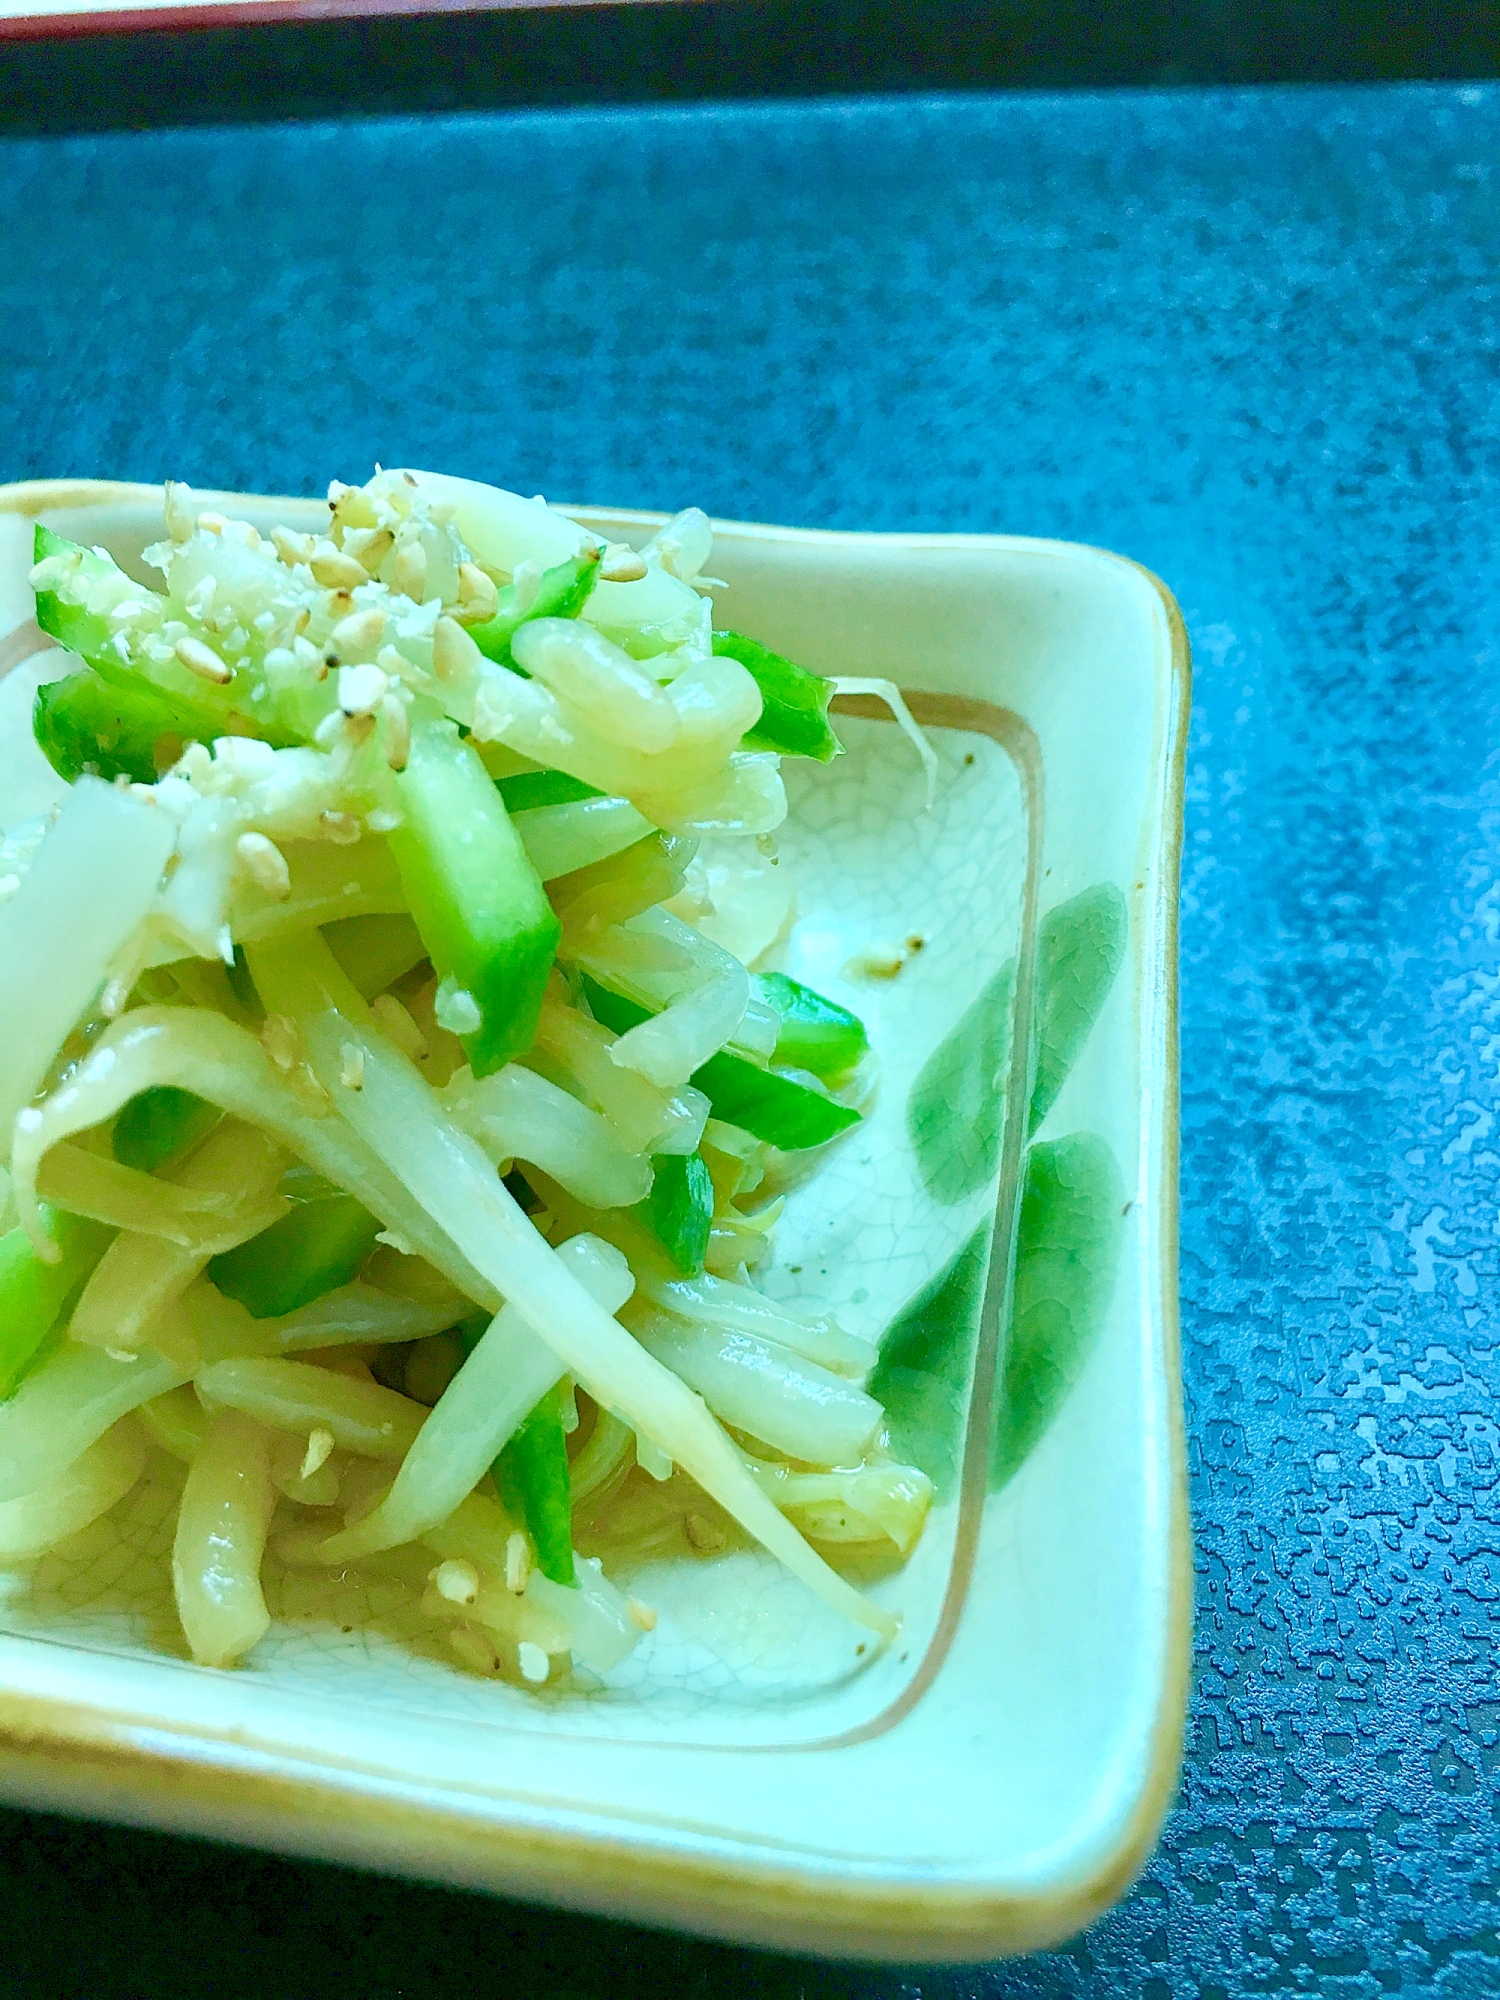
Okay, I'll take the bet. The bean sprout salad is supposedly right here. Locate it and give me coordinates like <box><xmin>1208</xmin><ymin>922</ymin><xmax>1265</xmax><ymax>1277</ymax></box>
<box><xmin>0</xmin><ymin>471</ymin><xmax>936</xmax><ymax>1685</ymax></box>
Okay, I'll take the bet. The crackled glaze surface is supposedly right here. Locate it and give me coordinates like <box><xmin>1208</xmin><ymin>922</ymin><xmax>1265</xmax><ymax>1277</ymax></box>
<box><xmin>0</xmin><ymin>715</ymin><xmax>1031</xmax><ymax>1744</ymax></box>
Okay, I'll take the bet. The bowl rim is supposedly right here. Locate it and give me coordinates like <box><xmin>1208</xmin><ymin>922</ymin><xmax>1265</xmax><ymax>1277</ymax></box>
<box><xmin>0</xmin><ymin>477</ymin><xmax>1192</xmax><ymax>1962</ymax></box>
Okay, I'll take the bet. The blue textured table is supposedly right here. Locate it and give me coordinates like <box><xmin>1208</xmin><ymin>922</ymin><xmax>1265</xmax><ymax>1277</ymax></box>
<box><xmin>2</xmin><ymin>78</ymin><xmax>1498</xmax><ymax>1998</ymax></box>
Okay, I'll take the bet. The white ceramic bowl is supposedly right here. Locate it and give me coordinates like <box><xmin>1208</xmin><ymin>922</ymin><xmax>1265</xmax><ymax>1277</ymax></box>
<box><xmin>0</xmin><ymin>482</ymin><xmax>1189</xmax><ymax>1962</ymax></box>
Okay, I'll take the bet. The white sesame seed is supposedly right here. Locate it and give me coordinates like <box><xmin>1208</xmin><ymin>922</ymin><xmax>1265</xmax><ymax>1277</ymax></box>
<box><xmin>319</xmin><ymin>810</ymin><xmax>362</xmax><ymax>845</ymax></box>
<box><xmin>235</xmin><ymin>831</ymin><xmax>291</xmax><ymax>900</ymax></box>
<box><xmin>380</xmin><ymin>692</ymin><xmax>411</xmax><ymax>771</ymax></box>
<box><xmin>300</xmin><ymin>1425</ymin><xmax>335</xmax><ymax>1479</ymax></box>
<box><xmin>456</xmin><ymin>561</ymin><xmax>498</xmax><ymax>621</ymax></box>
<box><xmin>339</xmin><ymin>1042</ymin><xmax>365</xmax><ymax>1091</ymax></box>
<box><xmin>626</xmin><ymin>1597</ymin><xmax>658</xmax><ymax>1633</ymax></box>
<box><xmin>599</xmin><ymin>548</ymin><xmax>648</xmax><ymax>583</ymax></box>
<box><xmin>332</xmin><ymin>608</ymin><xmax>387</xmax><ymax>659</ymax></box>
<box><xmin>99</xmin><ymin>977</ymin><xmax>129</xmax><ymax>1019</ymax></box>
<box><xmin>517</xmin><ymin>1642</ymin><xmax>551</xmax><ymax>1685</ymax></box>
<box><xmin>173</xmin><ymin>634</ymin><xmax>233</xmax><ymax>685</ymax></box>
<box><xmin>389</xmin><ymin>539</ymin><xmax>428</xmax><ymax>601</ymax></box>
<box><xmin>337</xmin><ymin>660</ymin><xmax>389</xmax><ymax>716</ymax></box>
<box><xmin>260</xmin><ymin>1013</ymin><xmax>301</xmax><ymax>1071</ymax></box>
<box><xmin>432</xmin><ymin>615</ymin><xmax>482</xmax><ymax>687</ymax></box>
<box><xmin>163</xmin><ymin>481</ymin><xmax>196</xmax><ymax>542</ymax></box>
<box><xmin>433</xmin><ymin>1559</ymin><xmax>480</xmax><ymax>1607</ymax></box>
<box><xmin>195</xmin><ymin>511</ymin><xmax>229</xmax><ymax>536</ymax></box>
<box><xmin>342</xmin><ymin>526</ymin><xmax>394</xmax><ymax>571</ymax></box>
<box><xmin>448</xmin><ymin>1628</ymin><xmax>498</xmax><ymax>1675</ymax></box>
<box><xmin>310</xmin><ymin>546</ymin><xmax>367</xmax><ymax>590</ymax></box>
<box><xmin>365</xmin><ymin>807</ymin><xmax>402</xmax><ymax>834</ymax></box>
<box><xmin>342</xmin><ymin>710</ymin><xmax>377</xmax><ymax>748</ymax></box>
<box><xmin>371</xmin><ymin>993</ymin><xmax>428</xmax><ymax>1061</ymax></box>
<box><xmin>271</xmin><ymin>525</ymin><xmax>315</xmax><ymax>567</ymax></box>
<box><xmin>505</xmin><ymin>1531</ymin><xmax>532</xmax><ymax>1595</ymax></box>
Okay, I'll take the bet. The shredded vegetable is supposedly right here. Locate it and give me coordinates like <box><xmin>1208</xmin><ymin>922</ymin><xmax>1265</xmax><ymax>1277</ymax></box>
<box><xmin>0</xmin><ymin>471</ymin><xmax>941</xmax><ymax>1684</ymax></box>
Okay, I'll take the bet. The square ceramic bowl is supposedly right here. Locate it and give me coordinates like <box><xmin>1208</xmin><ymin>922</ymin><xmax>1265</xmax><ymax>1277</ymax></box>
<box><xmin>0</xmin><ymin>481</ymin><xmax>1190</xmax><ymax>1963</ymax></box>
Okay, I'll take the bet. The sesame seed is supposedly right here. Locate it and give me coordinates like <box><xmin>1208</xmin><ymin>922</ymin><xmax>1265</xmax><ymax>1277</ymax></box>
<box><xmin>599</xmin><ymin>548</ymin><xmax>648</xmax><ymax>583</ymax></box>
<box><xmin>195</xmin><ymin>511</ymin><xmax>229</xmax><ymax>536</ymax></box>
<box><xmin>517</xmin><ymin>1642</ymin><xmax>550</xmax><ymax>1685</ymax></box>
<box><xmin>433</xmin><ymin>1559</ymin><xmax>480</xmax><ymax>1607</ymax></box>
<box><xmin>337</xmin><ymin>660</ymin><xmax>389</xmax><ymax>716</ymax></box>
<box><xmin>271</xmin><ymin>525</ymin><xmax>315</xmax><ymax>567</ymax></box>
<box><xmin>319</xmin><ymin>810</ymin><xmax>362</xmax><ymax>845</ymax></box>
<box><xmin>626</xmin><ymin>1597</ymin><xmax>658</xmax><ymax>1632</ymax></box>
<box><xmin>389</xmin><ymin>540</ymin><xmax>428</xmax><ymax>601</ymax></box>
<box><xmin>99</xmin><ymin>977</ymin><xmax>129</xmax><ymax>1019</ymax></box>
<box><xmin>260</xmin><ymin>1013</ymin><xmax>301</xmax><ymax>1071</ymax></box>
<box><xmin>235</xmin><ymin>831</ymin><xmax>291</xmax><ymax>900</ymax></box>
<box><xmin>300</xmin><ymin>1426</ymin><xmax>335</xmax><ymax>1479</ymax></box>
<box><xmin>505</xmin><ymin>1531</ymin><xmax>532</xmax><ymax>1594</ymax></box>
<box><xmin>163</xmin><ymin>481</ymin><xmax>195</xmax><ymax>542</ymax></box>
<box><xmin>310</xmin><ymin>547</ymin><xmax>367</xmax><ymax>591</ymax></box>
<box><xmin>380</xmin><ymin>693</ymin><xmax>411</xmax><ymax>771</ymax></box>
<box><xmin>456</xmin><ymin>561</ymin><xmax>499</xmax><ymax>621</ymax></box>
<box><xmin>448</xmin><ymin>1628</ymin><xmax>498</xmax><ymax>1675</ymax></box>
<box><xmin>432</xmin><ymin>615</ymin><xmax>481</xmax><ymax>687</ymax></box>
<box><xmin>339</xmin><ymin>1041</ymin><xmax>365</xmax><ymax>1091</ymax></box>
<box><xmin>173</xmin><ymin>634</ymin><xmax>233</xmax><ymax>685</ymax></box>
<box><xmin>342</xmin><ymin>711</ymin><xmax>377</xmax><ymax>748</ymax></box>
<box><xmin>332</xmin><ymin>607</ymin><xmax>387</xmax><ymax>658</ymax></box>
<box><xmin>342</xmin><ymin>525</ymin><xmax>395</xmax><ymax>572</ymax></box>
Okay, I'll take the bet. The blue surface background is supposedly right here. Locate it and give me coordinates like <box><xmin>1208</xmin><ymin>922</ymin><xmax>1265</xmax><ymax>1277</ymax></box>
<box><xmin>2</xmin><ymin>79</ymin><xmax>1498</xmax><ymax>1997</ymax></box>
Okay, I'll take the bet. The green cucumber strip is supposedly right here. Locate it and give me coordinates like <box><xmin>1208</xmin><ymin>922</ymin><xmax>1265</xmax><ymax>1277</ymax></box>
<box><xmin>711</xmin><ymin>630</ymin><xmax>842</xmax><ymax>762</ymax></box>
<box><xmin>31</xmin><ymin>527</ymin><xmax>297</xmax><ymax>749</ymax></box>
<box><xmin>468</xmin><ymin>550</ymin><xmax>601</xmax><ymax>673</ymax></box>
<box><xmin>387</xmin><ymin>721</ymin><xmax>560</xmax><ymax>1076</ymax></box>
<box><xmin>112</xmin><ymin>1087</ymin><xmax>220</xmax><ymax>1174</ymax></box>
<box><xmin>0</xmin><ymin>1206</ymin><xmax>113</xmax><ymax>1401</ymax></box>
<box><xmin>641</xmin><ymin>1152</ymin><xmax>714</xmax><ymax>1277</ymax></box>
<box><xmin>496</xmin><ymin>770</ymin><xmax>605</xmax><ymax>813</ymax></box>
<box><xmin>494</xmin><ymin>1385</ymin><xmax>577</xmax><ymax>1586</ymax></box>
<box><xmin>208</xmin><ymin>1195</ymin><xmax>382</xmax><ymax>1320</ymax></box>
<box><xmin>31</xmin><ymin>526</ymin><xmax>130</xmax><ymax>680</ymax></box>
<box><xmin>33</xmin><ymin>670</ymin><xmax>197</xmax><ymax>786</ymax></box>
<box><xmin>753</xmin><ymin>971</ymin><xmax>869</xmax><ymax>1083</ymax></box>
<box><xmin>323</xmin><ymin>914</ymin><xmax>429</xmax><ymax>1002</ymax></box>
<box><xmin>581</xmin><ymin>976</ymin><xmax>860</xmax><ymax>1151</ymax></box>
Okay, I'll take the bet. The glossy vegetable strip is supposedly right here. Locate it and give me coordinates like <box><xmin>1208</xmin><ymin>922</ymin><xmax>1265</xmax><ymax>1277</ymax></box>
<box><xmin>582</xmin><ymin>977</ymin><xmax>860</xmax><ymax>1151</ymax></box>
<box><xmin>208</xmin><ymin>1194</ymin><xmax>382</xmax><ymax>1320</ymax></box>
<box><xmin>711</xmin><ymin>630</ymin><xmax>842</xmax><ymax>762</ymax></box>
<box><xmin>642</xmin><ymin>1151</ymin><xmax>714</xmax><ymax>1276</ymax></box>
<box><xmin>468</xmin><ymin>550</ymin><xmax>601</xmax><ymax>672</ymax></box>
<box><xmin>753</xmin><ymin>972</ymin><xmax>869</xmax><ymax>1083</ymax></box>
<box><xmin>248</xmin><ymin>931</ymin><xmax>896</xmax><ymax>1638</ymax></box>
<box><xmin>112</xmin><ymin>1087</ymin><xmax>220</xmax><ymax>1174</ymax></box>
<box><xmin>33</xmin><ymin>670</ymin><xmax>193</xmax><ymax>786</ymax></box>
<box><xmin>493</xmin><ymin>1383</ymin><xmax>577</xmax><ymax>1586</ymax></box>
<box><xmin>496</xmin><ymin>769</ymin><xmax>604</xmax><ymax>813</ymax></box>
<box><xmin>31</xmin><ymin>528</ymin><xmax>292</xmax><ymax>747</ymax></box>
<box><xmin>0</xmin><ymin>1207</ymin><xmax>112</xmax><ymax>1401</ymax></box>
<box><xmin>387</xmin><ymin>719</ymin><xmax>561</xmax><ymax>1076</ymax></box>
